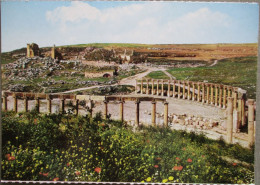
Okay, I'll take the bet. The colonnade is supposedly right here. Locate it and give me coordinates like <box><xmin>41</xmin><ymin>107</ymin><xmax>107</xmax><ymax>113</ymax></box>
<box><xmin>1</xmin><ymin>91</ymin><xmax>255</xmax><ymax>147</ymax></box>
<box><xmin>135</xmin><ymin>78</ymin><xmax>247</xmax><ymax>131</ymax></box>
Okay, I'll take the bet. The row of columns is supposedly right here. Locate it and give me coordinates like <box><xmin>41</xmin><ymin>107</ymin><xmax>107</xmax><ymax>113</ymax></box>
<box><xmin>226</xmin><ymin>98</ymin><xmax>255</xmax><ymax>146</ymax></box>
<box><xmin>103</xmin><ymin>99</ymin><xmax>169</xmax><ymax>127</ymax></box>
<box><xmin>2</xmin><ymin>93</ymin><xmax>255</xmax><ymax>146</ymax></box>
<box><xmin>2</xmin><ymin>94</ymin><xmax>85</xmax><ymax>115</ymax></box>
<box><xmin>136</xmin><ymin>79</ymin><xmax>239</xmax><ymax>108</ymax></box>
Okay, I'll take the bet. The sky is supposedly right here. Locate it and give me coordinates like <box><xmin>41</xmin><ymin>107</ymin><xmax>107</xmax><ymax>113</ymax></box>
<box><xmin>1</xmin><ymin>1</ymin><xmax>259</xmax><ymax>52</ymax></box>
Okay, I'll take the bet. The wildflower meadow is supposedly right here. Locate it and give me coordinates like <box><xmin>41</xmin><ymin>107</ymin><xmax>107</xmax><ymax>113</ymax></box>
<box><xmin>2</xmin><ymin>111</ymin><xmax>254</xmax><ymax>183</ymax></box>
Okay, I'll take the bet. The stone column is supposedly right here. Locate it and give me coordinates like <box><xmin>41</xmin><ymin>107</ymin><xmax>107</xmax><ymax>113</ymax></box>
<box><xmin>178</xmin><ymin>81</ymin><xmax>181</xmax><ymax>99</ymax></box>
<box><xmin>103</xmin><ymin>100</ymin><xmax>108</xmax><ymax>119</ymax></box>
<box><xmin>152</xmin><ymin>80</ymin><xmax>154</xmax><ymax>95</ymax></box>
<box><xmin>35</xmin><ymin>96</ymin><xmax>40</xmax><ymax>113</ymax></box>
<box><xmin>214</xmin><ymin>85</ymin><xmax>218</xmax><ymax>106</ymax></box>
<box><xmin>135</xmin><ymin>100</ymin><xmax>140</xmax><ymax>126</ymax></box>
<box><xmin>3</xmin><ymin>94</ymin><xmax>8</xmax><ymax>111</ymax></box>
<box><xmin>168</xmin><ymin>80</ymin><xmax>171</xmax><ymax>97</ymax></box>
<box><xmin>227</xmin><ymin>87</ymin><xmax>231</xmax><ymax>98</ymax></box>
<box><xmin>24</xmin><ymin>96</ymin><xmax>29</xmax><ymax>112</ymax></box>
<box><xmin>157</xmin><ymin>80</ymin><xmax>159</xmax><ymax>96</ymax></box>
<box><xmin>13</xmin><ymin>94</ymin><xmax>18</xmax><ymax>113</ymax></box>
<box><xmin>187</xmin><ymin>81</ymin><xmax>191</xmax><ymax>100</ymax></box>
<box><xmin>202</xmin><ymin>83</ymin><xmax>205</xmax><ymax>103</ymax></box>
<box><xmin>192</xmin><ymin>82</ymin><xmax>195</xmax><ymax>101</ymax></box>
<box><xmin>237</xmin><ymin>98</ymin><xmax>242</xmax><ymax>129</ymax></box>
<box><xmin>182</xmin><ymin>81</ymin><xmax>185</xmax><ymax>99</ymax></box>
<box><xmin>218</xmin><ymin>85</ymin><xmax>222</xmax><ymax>108</ymax></box>
<box><xmin>197</xmin><ymin>83</ymin><xmax>201</xmax><ymax>102</ymax></box>
<box><xmin>223</xmin><ymin>86</ymin><xmax>227</xmax><ymax>108</ymax></box>
<box><xmin>161</xmin><ymin>80</ymin><xmax>164</xmax><ymax>96</ymax></box>
<box><xmin>119</xmin><ymin>100</ymin><xmax>124</xmax><ymax>122</ymax></box>
<box><xmin>248</xmin><ymin>99</ymin><xmax>255</xmax><ymax>146</ymax></box>
<box><xmin>241</xmin><ymin>98</ymin><xmax>246</xmax><ymax>126</ymax></box>
<box><xmin>232</xmin><ymin>90</ymin><xmax>237</xmax><ymax>110</ymax></box>
<box><xmin>164</xmin><ymin>101</ymin><xmax>169</xmax><ymax>127</ymax></box>
<box><xmin>146</xmin><ymin>79</ymin><xmax>149</xmax><ymax>95</ymax></box>
<box><xmin>74</xmin><ymin>99</ymin><xmax>79</xmax><ymax>116</ymax></box>
<box><xmin>206</xmin><ymin>84</ymin><xmax>210</xmax><ymax>104</ymax></box>
<box><xmin>60</xmin><ymin>98</ymin><xmax>65</xmax><ymax>114</ymax></box>
<box><xmin>210</xmin><ymin>84</ymin><xmax>214</xmax><ymax>105</ymax></box>
<box><xmin>135</xmin><ymin>80</ymin><xmax>138</xmax><ymax>94</ymax></box>
<box><xmin>227</xmin><ymin>97</ymin><xmax>234</xmax><ymax>144</ymax></box>
<box><xmin>151</xmin><ymin>101</ymin><xmax>156</xmax><ymax>127</ymax></box>
<box><xmin>173</xmin><ymin>80</ymin><xmax>176</xmax><ymax>97</ymax></box>
<box><xmin>141</xmin><ymin>79</ymin><xmax>143</xmax><ymax>94</ymax></box>
<box><xmin>47</xmin><ymin>95</ymin><xmax>52</xmax><ymax>114</ymax></box>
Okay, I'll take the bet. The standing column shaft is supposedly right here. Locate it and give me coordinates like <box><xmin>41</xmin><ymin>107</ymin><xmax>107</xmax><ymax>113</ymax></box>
<box><xmin>232</xmin><ymin>91</ymin><xmax>237</xmax><ymax>110</ymax></box>
<box><xmin>74</xmin><ymin>99</ymin><xmax>79</xmax><ymax>115</ymax></box>
<box><xmin>227</xmin><ymin>97</ymin><xmax>234</xmax><ymax>144</ymax></box>
<box><xmin>237</xmin><ymin>99</ymin><xmax>242</xmax><ymax>129</ymax></box>
<box><xmin>146</xmin><ymin>79</ymin><xmax>149</xmax><ymax>95</ymax></box>
<box><xmin>223</xmin><ymin>86</ymin><xmax>227</xmax><ymax>108</ymax></box>
<box><xmin>152</xmin><ymin>80</ymin><xmax>154</xmax><ymax>95</ymax></box>
<box><xmin>135</xmin><ymin>100</ymin><xmax>140</xmax><ymax>126</ymax></box>
<box><xmin>141</xmin><ymin>79</ymin><xmax>143</xmax><ymax>94</ymax></box>
<box><xmin>241</xmin><ymin>99</ymin><xmax>246</xmax><ymax>126</ymax></box>
<box><xmin>173</xmin><ymin>81</ymin><xmax>176</xmax><ymax>97</ymax></box>
<box><xmin>135</xmin><ymin>80</ymin><xmax>138</xmax><ymax>94</ymax></box>
<box><xmin>89</xmin><ymin>100</ymin><xmax>93</xmax><ymax>118</ymax></box>
<box><xmin>215</xmin><ymin>85</ymin><xmax>218</xmax><ymax>106</ymax></box>
<box><xmin>192</xmin><ymin>83</ymin><xmax>195</xmax><ymax>101</ymax></box>
<box><xmin>161</xmin><ymin>80</ymin><xmax>164</xmax><ymax>96</ymax></box>
<box><xmin>219</xmin><ymin>86</ymin><xmax>222</xmax><ymax>108</ymax></box>
<box><xmin>164</xmin><ymin>102</ymin><xmax>169</xmax><ymax>127</ymax></box>
<box><xmin>210</xmin><ymin>84</ymin><xmax>214</xmax><ymax>105</ymax></box>
<box><xmin>206</xmin><ymin>84</ymin><xmax>210</xmax><ymax>104</ymax></box>
<box><xmin>182</xmin><ymin>81</ymin><xmax>185</xmax><ymax>99</ymax></box>
<box><xmin>178</xmin><ymin>81</ymin><xmax>181</xmax><ymax>99</ymax></box>
<box><xmin>151</xmin><ymin>101</ymin><xmax>156</xmax><ymax>127</ymax></box>
<box><xmin>197</xmin><ymin>83</ymin><xmax>201</xmax><ymax>102</ymax></box>
<box><xmin>202</xmin><ymin>83</ymin><xmax>205</xmax><ymax>103</ymax></box>
<box><xmin>103</xmin><ymin>100</ymin><xmax>108</xmax><ymax>119</ymax></box>
<box><xmin>120</xmin><ymin>100</ymin><xmax>124</xmax><ymax>122</ymax></box>
<box><xmin>248</xmin><ymin>99</ymin><xmax>255</xmax><ymax>146</ymax></box>
<box><xmin>24</xmin><ymin>97</ymin><xmax>29</xmax><ymax>112</ymax></box>
<box><xmin>3</xmin><ymin>95</ymin><xmax>8</xmax><ymax>111</ymax></box>
<box><xmin>60</xmin><ymin>99</ymin><xmax>65</xmax><ymax>114</ymax></box>
<box><xmin>13</xmin><ymin>94</ymin><xmax>18</xmax><ymax>113</ymax></box>
<box><xmin>168</xmin><ymin>80</ymin><xmax>171</xmax><ymax>97</ymax></box>
<box><xmin>227</xmin><ymin>88</ymin><xmax>231</xmax><ymax>98</ymax></box>
<box><xmin>157</xmin><ymin>80</ymin><xmax>159</xmax><ymax>96</ymax></box>
<box><xmin>187</xmin><ymin>82</ymin><xmax>190</xmax><ymax>100</ymax></box>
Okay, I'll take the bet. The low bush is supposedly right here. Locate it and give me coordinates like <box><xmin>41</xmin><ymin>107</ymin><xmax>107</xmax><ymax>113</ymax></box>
<box><xmin>1</xmin><ymin>112</ymin><xmax>254</xmax><ymax>183</ymax></box>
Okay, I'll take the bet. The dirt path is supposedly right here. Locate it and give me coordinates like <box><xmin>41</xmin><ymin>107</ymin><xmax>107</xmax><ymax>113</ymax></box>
<box><xmin>161</xmin><ymin>69</ymin><xmax>176</xmax><ymax>80</ymax></box>
<box><xmin>59</xmin><ymin>65</ymin><xmax>159</xmax><ymax>94</ymax></box>
<box><xmin>209</xmin><ymin>60</ymin><xmax>218</xmax><ymax>67</ymax></box>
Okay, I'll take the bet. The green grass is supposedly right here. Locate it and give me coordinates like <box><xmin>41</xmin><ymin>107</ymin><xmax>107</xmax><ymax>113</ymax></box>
<box><xmin>167</xmin><ymin>56</ymin><xmax>257</xmax><ymax>99</ymax></box>
<box><xmin>146</xmin><ymin>71</ymin><xmax>169</xmax><ymax>79</ymax></box>
<box><xmin>2</xmin><ymin>112</ymin><xmax>254</xmax><ymax>183</ymax></box>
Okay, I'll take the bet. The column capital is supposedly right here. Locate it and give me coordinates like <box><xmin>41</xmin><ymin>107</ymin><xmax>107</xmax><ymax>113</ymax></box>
<box><xmin>152</xmin><ymin>100</ymin><xmax>156</xmax><ymax>104</ymax></box>
<box><xmin>135</xmin><ymin>99</ymin><xmax>140</xmax><ymax>104</ymax></box>
<box><xmin>164</xmin><ymin>101</ymin><xmax>169</xmax><ymax>105</ymax></box>
<box><xmin>248</xmin><ymin>99</ymin><xmax>255</xmax><ymax>105</ymax></box>
<box><xmin>12</xmin><ymin>93</ymin><xmax>17</xmax><ymax>98</ymax></box>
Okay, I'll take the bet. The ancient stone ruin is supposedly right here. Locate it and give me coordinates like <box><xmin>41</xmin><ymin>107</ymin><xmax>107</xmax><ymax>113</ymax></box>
<box><xmin>27</xmin><ymin>43</ymin><xmax>40</xmax><ymax>57</ymax></box>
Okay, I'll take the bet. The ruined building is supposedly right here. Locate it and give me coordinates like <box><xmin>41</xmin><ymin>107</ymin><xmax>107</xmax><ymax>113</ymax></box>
<box><xmin>51</xmin><ymin>45</ymin><xmax>62</xmax><ymax>60</ymax></box>
<box><xmin>27</xmin><ymin>43</ymin><xmax>40</xmax><ymax>57</ymax></box>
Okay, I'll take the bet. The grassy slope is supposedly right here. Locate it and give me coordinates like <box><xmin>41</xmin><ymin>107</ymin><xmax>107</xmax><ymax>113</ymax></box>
<box><xmin>167</xmin><ymin>56</ymin><xmax>257</xmax><ymax>99</ymax></box>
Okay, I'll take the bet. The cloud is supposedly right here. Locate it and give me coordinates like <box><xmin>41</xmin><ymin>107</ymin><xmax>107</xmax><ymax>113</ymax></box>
<box><xmin>45</xmin><ymin>2</ymin><xmax>232</xmax><ymax>45</ymax></box>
